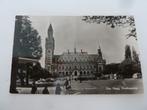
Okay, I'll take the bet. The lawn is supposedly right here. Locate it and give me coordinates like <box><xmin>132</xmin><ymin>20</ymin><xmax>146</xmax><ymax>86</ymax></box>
<box><xmin>69</xmin><ymin>79</ymin><xmax>144</xmax><ymax>94</ymax></box>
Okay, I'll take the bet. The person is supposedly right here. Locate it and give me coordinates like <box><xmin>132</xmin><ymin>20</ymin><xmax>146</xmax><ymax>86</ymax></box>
<box><xmin>31</xmin><ymin>81</ymin><xmax>37</xmax><ymax>94</ymax></box>
<box><xmin>42</xmin><ymin>85</ymin><xmax>49</xmax><ymax>94</ymax></box>
<box><xmin>64</xmin><ymin>79</ymin><xmax>71</xmax><ymax>90</ymax></box>
<box><xmin>67</xmin><ymin>79</ymin><xmax>71</xmax><ymax>90</ymax></box>
<box><xmin>55</xmin><ymin>83</ymin><xmax>62</xmax><ymax>94</ymax></box>
<box><xmin>64</xmin><ymin>79</ymin><xmax>69</xmax><ymax>89</ymax></box>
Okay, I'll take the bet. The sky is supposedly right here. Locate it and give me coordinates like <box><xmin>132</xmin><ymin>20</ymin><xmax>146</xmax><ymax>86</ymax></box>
<box><xmin>29</xmin><ymin>16</ymin><xmax>139</xmax><ymax>68</ymax></box>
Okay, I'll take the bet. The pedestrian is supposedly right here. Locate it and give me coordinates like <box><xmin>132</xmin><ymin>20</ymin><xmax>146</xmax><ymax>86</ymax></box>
<box><xmin>55</xmin><ymin>83</ymin><xmax>62</xmax><ymax>94</ymax></box>
<box><xmin>67</xmin><ymin>79</ymin><xmax>71</xmax><ymax>90</ymax></box>
<box><xmin>31</xmin><ymin>81</ymin><xmax>37</xmax><ymax>94</ymax></box>
<box><xmin>42</xmin><ymin>85</ymin><xmax>49</xmax><ymax>94</ymax></box>
<box><xmin>64</xmin><ymin>79</ymin><xmax>69</xmax><ymax>89</ymax></box>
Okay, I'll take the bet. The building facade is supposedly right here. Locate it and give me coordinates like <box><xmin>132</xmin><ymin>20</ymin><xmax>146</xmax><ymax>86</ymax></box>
<box><xmin>45</xmin><ymin>24</ymin><xmax>106</xmax><ymax>79</ymax></box>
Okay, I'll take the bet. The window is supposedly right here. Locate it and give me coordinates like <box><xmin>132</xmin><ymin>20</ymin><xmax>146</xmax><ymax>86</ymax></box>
<box><xmin>62</xmin><ymin>66</ymin><xmax>64</xmax><ymax>70</ymax></box>
<box><xmin>91</xmin><ymin>65</ymin><xmax>93</xmax><ymax>69</ymax></box>
<box><xmin>87</xmin><ymin>66</ymin><xmax>89</xmax><ymax>69</ymax></box>
<box><xmin>99</xmin><ymin>67</ymin><xmax>102</xmax><ymax>71</ymax></box>
<box><xmin>62</xmin><ymin>72</ymin><xmax>65</xmax><ymax>76</ymax></box>
<box><xmin>70</xmin><ymin>72</ymin><xmax>72</xmax><ymax>75</ymax></box>
<box><xmin>74</xmin><ymin>71</ymin><xmax>77</xmax><ymax>76</ymax></box>
<box><xmin>69</xmin><ymin>66</ymin><xmax>71</xmax><ymax>69</ymax></box>
<box><xmin>66</xmin><ymin>72</ymin><xmax>68</xmax><ymax>75</ymax></box>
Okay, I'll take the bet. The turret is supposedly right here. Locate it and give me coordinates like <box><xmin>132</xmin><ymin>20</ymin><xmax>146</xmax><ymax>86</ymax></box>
<box><xmin>97</xmin><ymin>45</ymin><xmax>102</xmax><ymax>58</ymax></box>
<box><xmin>97</xmin><ymin>45</ymin><xmax>105</xmax><ymax>76</ymax></box>
<box><xmin>48</xmin><ymin>24</ymin><xmax>53</xmax><ymax>40</ymax></box>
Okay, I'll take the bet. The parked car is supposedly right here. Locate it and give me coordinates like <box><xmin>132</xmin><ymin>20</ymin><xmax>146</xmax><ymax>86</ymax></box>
<box><xmin>45</xmin><ymin>78</ymin><xmax>56</xmax><ymax>82</ymax></box>
<box><xmin>36</xmin><ymin>79</ymin><xmax>48</xmax><ymax>85</ymax></box>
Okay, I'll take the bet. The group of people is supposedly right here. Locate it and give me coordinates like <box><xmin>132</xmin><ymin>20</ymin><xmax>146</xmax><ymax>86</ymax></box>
<box><xmin>31</xmin><ymin>81</ymin><xmax>49</xmax><ymax>94</ymax></box>
<box><xmin>55</xmin><ymin>78</ymin><xmax>71</xmax><ymax>94</ymax></box>
<box><xmin>30</xmin><ymin>78</ymin><xmax>71</xmax><ymax>94</ymax></box>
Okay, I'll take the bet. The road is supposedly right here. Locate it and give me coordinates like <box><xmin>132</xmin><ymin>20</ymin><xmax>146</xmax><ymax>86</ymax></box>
<box><xmin>16</xmin><ymin>79</ymin><xmax>143</xmax><ymax>94</ymax></box>
<box><xmin>69</xmin><ymin>79</ymin><xmax>144</xmax><ymax>94</ymax></box>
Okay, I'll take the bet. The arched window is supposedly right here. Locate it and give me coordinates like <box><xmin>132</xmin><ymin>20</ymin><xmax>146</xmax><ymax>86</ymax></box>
<box><xmin>80</xmin><ymin>71</ymin><xmax>82</xmax><ymax>75</ymax></box>
<box><xmin>74</xmin><ymin>71</ymin><xmax>77</xmax><ymax>76</ymax></box>
<box><xmin>99</xmin><ymin>67</ymin><xmax>102</xmax><ymax>72</ymax></box>
<box><xmin>84</xmin><ymin>71</ymin><xmax>86</xmax><ymax>75</ymax></box>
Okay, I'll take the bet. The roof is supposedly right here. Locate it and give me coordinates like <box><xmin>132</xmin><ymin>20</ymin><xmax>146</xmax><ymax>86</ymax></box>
<box><xmin>52</xmin><ymin>52</ymin><xmax>105</xmax><ymax>63</ymax></box>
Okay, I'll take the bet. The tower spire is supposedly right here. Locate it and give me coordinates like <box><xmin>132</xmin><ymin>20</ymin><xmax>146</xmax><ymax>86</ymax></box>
<box><xmin>48</xmin><ymin>24</ymin><xmax>53</xmax><ymax>31</ymax></box>
<box><xmin>48</xmin><ymin>24</ymin><xmax>53</xmax><ymax>39</ymax></box>
<box><xmin>97</xmin><ymin>43</ymin><xmax>102</xmax><ymax>58</ymax></box>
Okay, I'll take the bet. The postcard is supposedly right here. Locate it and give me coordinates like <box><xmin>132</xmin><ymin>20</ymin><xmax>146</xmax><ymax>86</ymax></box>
<box><xmin>10</xmin><ymin>16</ymin><xmax>143</xmax><ymax>94</ymax></box>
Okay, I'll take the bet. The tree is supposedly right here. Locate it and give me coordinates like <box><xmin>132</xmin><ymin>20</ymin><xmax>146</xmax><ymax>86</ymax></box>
<box><xmin>120</xmin><ymin>45</ymin><xmax>137</xmax><ymax>78</ymax></box>
<box><xmin>132</xmin><ymin>47</ymin><xmax>142</xmax><ymax>75</ymax></box>
<box><xmin>125</xmin><ymin>45</ymin><xmax>132</xmax><ymax>59</ymax></box>
<box><xmin>31</xmin><ymin>62</ymin><xmax>42</xmax><ymax>81</ymax></box>
<box><xmin>132</xmin><ymin>47</ymin><xmax>139</xmax><ymax>63</ymax></box>
<box><xmin>123</xmin><ymin>64</ymin><xmax>133</xmax><ymax>78</ymax></box>
<box><xmin>104</xmin><ymin>63</ymin><xmax>120</xmax><ymax>75</ymax></box>
<box><xmin>10</xmin><ymin>16</ymin><xmax>42</xmax><ymax>93</ymax></box>
<box><xmin>13</xmin><ymin>16</ymin><xmax>42</xmax><ymax>59</ymax></box>
<box><xmin>82</xmin><ymin>16</ymin><xmax>137</xmax><ymax>40</ymax></box>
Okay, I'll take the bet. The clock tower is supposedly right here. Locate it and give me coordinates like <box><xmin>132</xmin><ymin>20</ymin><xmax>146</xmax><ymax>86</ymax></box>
<box><xmin>45</xmin><ymin>24</ymin><xmax>55</xmax><ymax>73</ymax></box>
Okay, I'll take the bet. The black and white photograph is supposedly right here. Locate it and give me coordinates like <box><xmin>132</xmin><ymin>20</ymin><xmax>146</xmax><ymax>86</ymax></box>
<box><xmin>10</xmin><ymin>16</ymin><xmax>143</xmax><ymax>94</ymax></box>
